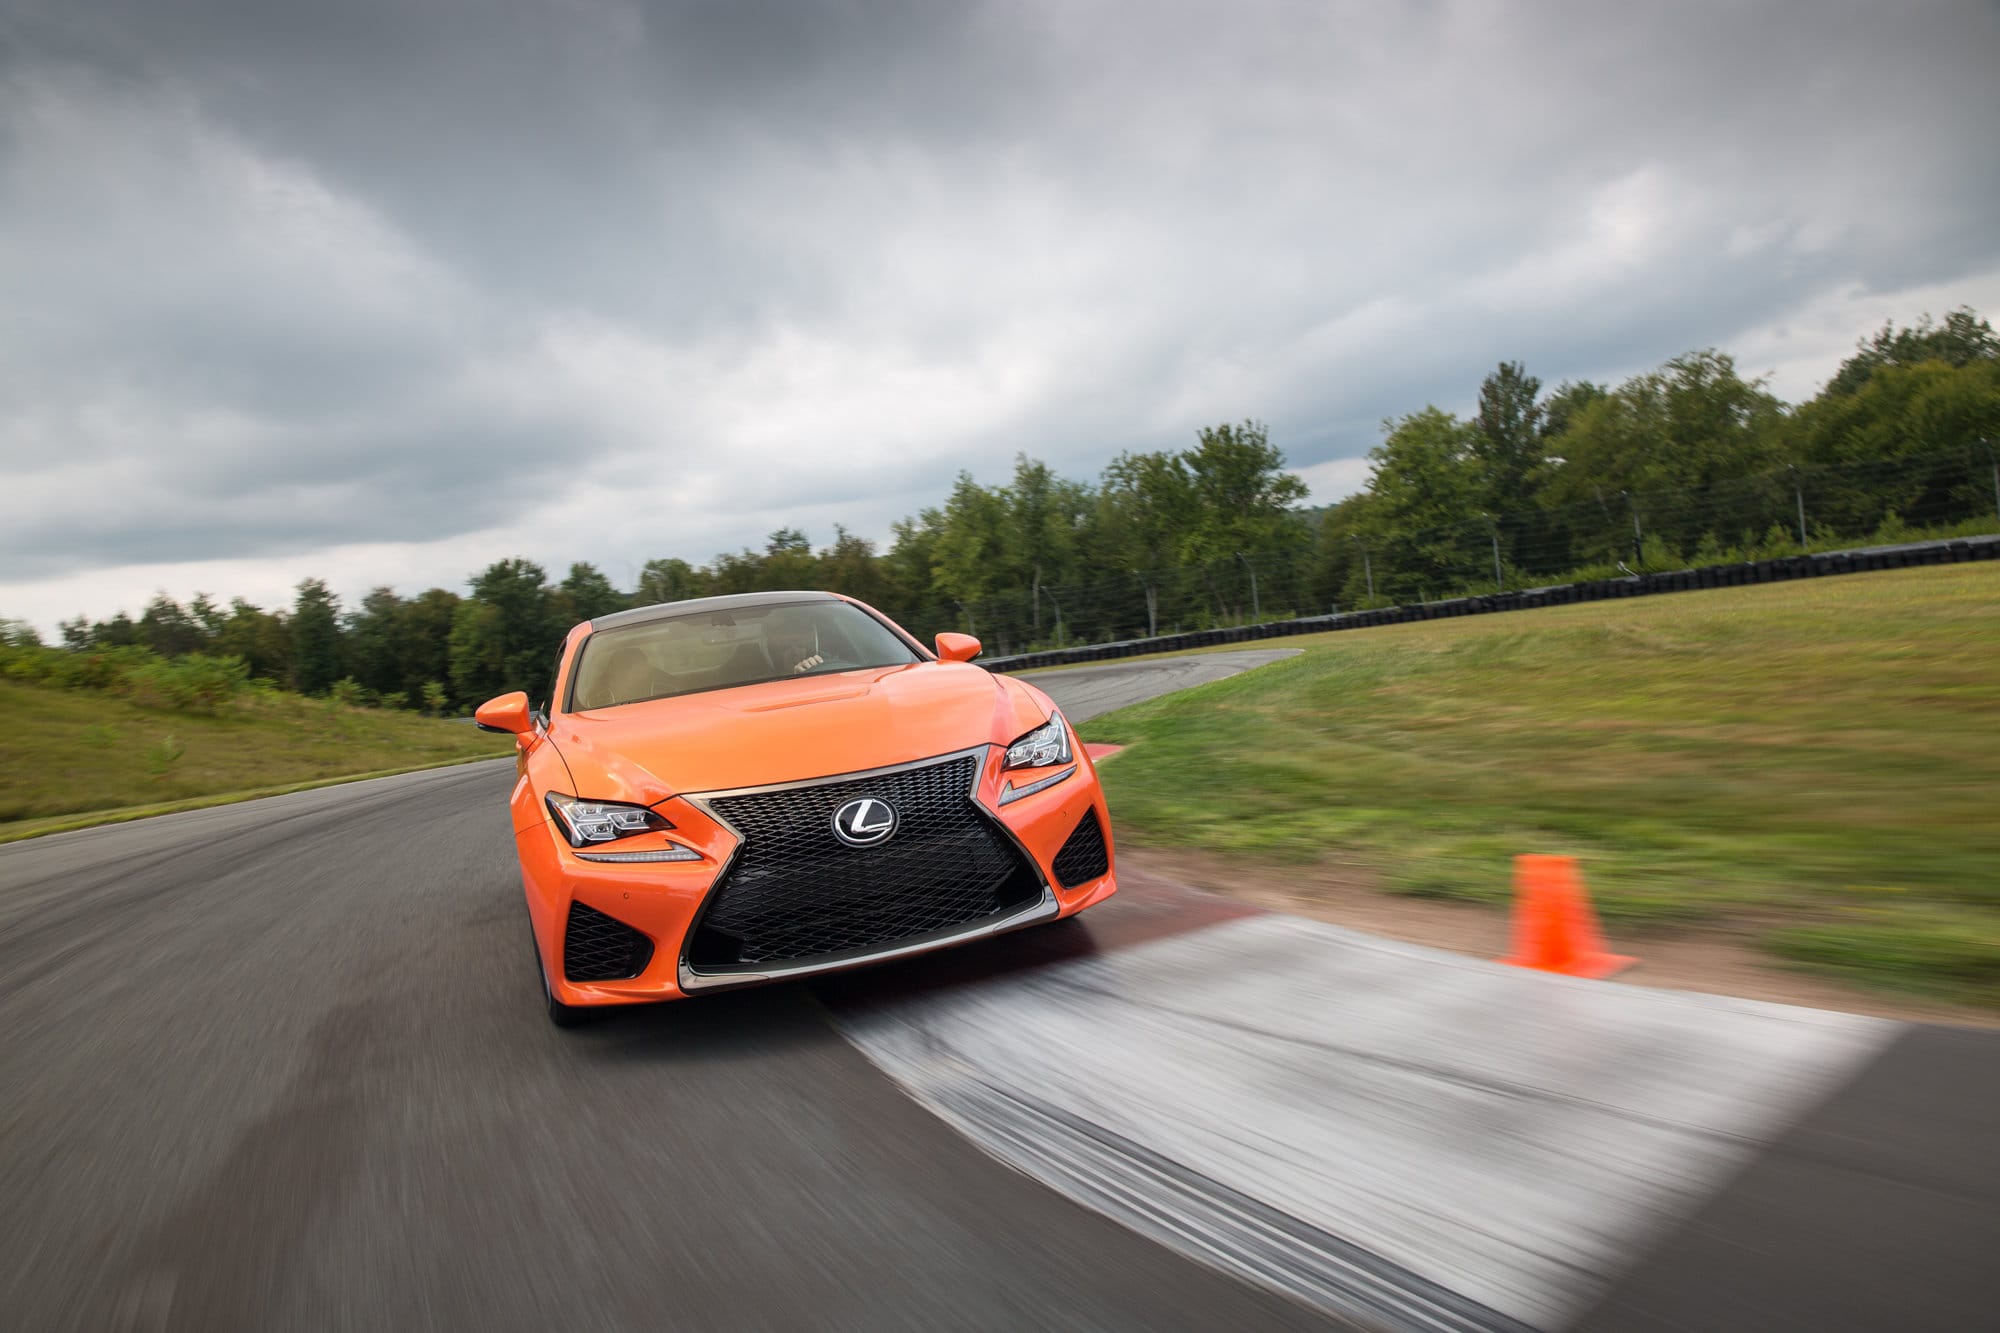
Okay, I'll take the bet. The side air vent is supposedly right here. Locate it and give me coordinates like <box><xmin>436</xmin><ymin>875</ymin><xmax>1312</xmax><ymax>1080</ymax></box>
<box><xmin>563</xmin><ymin>901</ymin><xmax>655</xmax><ymax>981</ymax></box>
<box><xmin>1051</xmin><ymin>807</ymin><xmax>1110</xmax><ymax>889</ymax></box>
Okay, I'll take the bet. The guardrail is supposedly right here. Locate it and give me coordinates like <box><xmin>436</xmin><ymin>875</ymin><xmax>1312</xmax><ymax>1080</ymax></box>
<box><xmin>982</xmin><ymin>534</ymin><xmax>2000</xmax><ymax>672</ymax></box>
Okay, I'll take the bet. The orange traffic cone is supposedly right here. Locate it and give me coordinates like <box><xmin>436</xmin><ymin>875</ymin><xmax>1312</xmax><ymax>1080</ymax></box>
<box><xmin>1501</xmin><ymin>854</ymin><xmax>1636</xmax><ymax>979</ymax></box>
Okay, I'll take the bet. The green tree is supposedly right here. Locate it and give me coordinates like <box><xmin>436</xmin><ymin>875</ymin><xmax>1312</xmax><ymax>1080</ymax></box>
<box><xmin>343</xmin><ymin>588</ymin><xmax>406</xmax><ymax>698</ymax></box>
<box><xmin>1539</xmin><ymin>380</ymin><xmax>1608</xmax><ymax>445</ymax></box>
<box><xmin>759</xmin><ymin>529</ymin><xmax>819</xmax><ymax>591</ymax></box>
<box><xmin>930</xmin><ymin>473</ymin><xmax>1011</xmax><ymax>608</ymax></box>
<box><xmin>1825</xmin><ymin>307</ymin><xmax>1998</xmax><ymax>397</ymax></box>
<box><xmin>1097</xmin><ymin>450</ymin><xmax>1193</xmax><ymax>637</ymax></box>
<box><xmin>1308</xmin><ymin>492</ymin><xmax>1376</xmax><ymax>609</ymax></box>
<box><xmin>882</xmin><ymin>514</ymin><xmax>943</xmax><ymax>624</ymax></box>
<box><xmin>213</xmin><ymin>598</ymin><xmax>291</xmax><ymax>682</ymax></box>
<box><xmin>559</xmin><ymin>562</ymin><xmax>626</xmax><ymax>622</ymax></box>
<box><xmin>1351</xmin><ymin>407</ymin><xmax>1487</xmax><ymax>603</ymax></box>
<box><xmin>1003</xmin><ymin>456</ymin><xmax>1091</xmax><ymax>636</ymax></box>
<box><xmin>290</xmin><ymin>579</ymin><xmax>341</xmax><ymax>695</ymax></box>
<box><xmin>448</xmin><ymin>598</ymin><xmax>504</xmax><ymax>705</ymax></box>
<box><xmin>819</xmin><ymin>525</ymin><xmax>891</xmax><ymax>608</ymax></box>
<box><xmin>635</xmin><ymin>557</ymin><xmax>702</xmax><ymax>607</ymax></box>
<box><xmin>1178</xmin><ymin>421</ymin><xmax>1309</xmax><ymax>620</ymax></box>
<box><xmin>1787</xmin><ymin>358</ymin><xmax>2000</xmax><ymax>533</ymax></box>
<box><xmin>90</xmin><ymin>612</ymin><xmax>142</xmax><ymax>647</ymax></box>
<box><xmin>1181</xmin><ymin>422</ymin><xmax>1309</xmax><ymax>555</ymax></box>
<box><xmin>1472</xmin><ymin>363</ymin><xmax>1546</xmax><ymax>564</ymax></box>
<box><xmin>393</xmin><ymin>588</ymin><xmax>460</xmax><ymax>705</ymax></box>
<box><xmin>1540</xmin><ymin>350</ymin><xmax>1785</xmax><ymax>562</ymax></box>
<box><xmin>139</xmin><ymin>593</ymin><xmax>208</xmax><ymax>657</ymax></box>
<box><xmin>189</xmin><ymin>593</ymin><xmax>227</xmax><ymax>641</ymax></box>
<box><xmin>452</xmin><ymin>559</ymin><xmax>561</xmax><ymax>703</ymax></box>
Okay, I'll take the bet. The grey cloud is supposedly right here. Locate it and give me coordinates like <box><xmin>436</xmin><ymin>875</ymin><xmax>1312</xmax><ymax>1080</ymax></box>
<box><xmin>1</xmin><ymin>0</ymin><xmax>1997</xmax><ymax>614</ymax></box>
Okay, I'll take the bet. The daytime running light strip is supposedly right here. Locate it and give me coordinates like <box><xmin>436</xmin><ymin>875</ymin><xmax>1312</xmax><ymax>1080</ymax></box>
<box><xmin>997</xmin><ymin>764</ymin><xmax>1078</xmax><ymax>806</ymax></box>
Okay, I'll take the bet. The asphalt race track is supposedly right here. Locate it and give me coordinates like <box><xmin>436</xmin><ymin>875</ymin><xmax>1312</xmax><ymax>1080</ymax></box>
<box><xmin>4</xmin><ymin>647</ymin><xmax>1994</xmax><ymax>1331</ymax></box>
<box><xmin>0</xmin><ymin>651</ymin><xmax>1325</xmax><ymax>1332</ymax></box>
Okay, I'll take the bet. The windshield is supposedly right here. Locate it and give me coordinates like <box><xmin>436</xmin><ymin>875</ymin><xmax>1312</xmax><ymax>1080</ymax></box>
<box><xmin>567</xmin><ymin>600</ymin><xmax>923</xmax><ymax>711</ymax></box>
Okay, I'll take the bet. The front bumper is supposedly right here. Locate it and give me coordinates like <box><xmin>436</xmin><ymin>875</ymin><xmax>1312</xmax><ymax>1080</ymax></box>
<box><xmin>517</xmin><ymin>743</ymin><xmax>1117</xmax><ymax>1006</ymax></box>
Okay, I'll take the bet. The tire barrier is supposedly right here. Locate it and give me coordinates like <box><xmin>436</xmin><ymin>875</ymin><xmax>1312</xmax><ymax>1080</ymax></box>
<box><xmin>983</xmin><ymin>534</ymin><xmax>2000</xmax><ymax>673</ymax></box>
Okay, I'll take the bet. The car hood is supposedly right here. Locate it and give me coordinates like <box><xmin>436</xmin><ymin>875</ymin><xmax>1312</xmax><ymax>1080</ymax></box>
<box><xmin>545</xmin><ymin>661</ymin><xmax>1052</xmax><ymax>807</ymax></box>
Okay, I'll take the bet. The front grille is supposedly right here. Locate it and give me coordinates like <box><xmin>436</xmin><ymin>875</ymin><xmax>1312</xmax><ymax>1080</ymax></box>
<box><xmin>688</xmin><ymin>753</ymin><xmax>1041</xmax><ymax>969</ymax></box>
<box><xmin>1051</xmin><ymin>807</ymin><xmax>1110</xmax><ymax>889</ymax></box>
<box><xmin>563</xmin><ymin>901</ymin><xmax>655</xmax><ymax>981</ymax></box>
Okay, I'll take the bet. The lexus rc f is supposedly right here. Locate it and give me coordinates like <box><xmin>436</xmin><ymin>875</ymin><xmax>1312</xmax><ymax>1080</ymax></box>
<box><xmin>475</xmin><ymin>591</ymin><xmax>1118</xmax><ymax>1024</ymax></box>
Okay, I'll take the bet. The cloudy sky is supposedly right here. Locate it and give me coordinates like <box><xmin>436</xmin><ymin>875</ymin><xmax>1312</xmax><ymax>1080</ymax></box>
<box><xmin>2</xmin><ymin>0</ymin><xmax>1996</xmax><ymax>632</ymax></box>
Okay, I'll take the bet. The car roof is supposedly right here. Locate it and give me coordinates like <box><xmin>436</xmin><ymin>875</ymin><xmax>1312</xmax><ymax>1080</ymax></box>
<box><xmin>588</xmin><ymin>589</ymin><xmax>845</xmax><ymax>632</ymax></box>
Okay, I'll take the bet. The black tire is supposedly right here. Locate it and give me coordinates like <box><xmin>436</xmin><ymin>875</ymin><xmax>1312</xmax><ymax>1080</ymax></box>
<box><xmin>531</xmin><ymin>923</ymin><xmax>591</xmax><ymax>1028</ymax></box>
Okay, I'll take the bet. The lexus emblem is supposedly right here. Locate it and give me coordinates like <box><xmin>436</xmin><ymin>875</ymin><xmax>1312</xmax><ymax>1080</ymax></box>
<box><xmin>831</xmin><ymin>797</ymin><xmax>898</xmax><ymax>848</ymax></box>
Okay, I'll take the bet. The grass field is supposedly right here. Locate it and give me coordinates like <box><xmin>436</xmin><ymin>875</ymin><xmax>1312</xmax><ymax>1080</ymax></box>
<box><xmin>0</xmin><ymin>681</ymin><xmax>508</xmax><ymax>841</ymax></box>
<box><xmin>1080</xmin><ymin>562</ymin><xmax>2000</xmax><ymax>1006</ymax></box>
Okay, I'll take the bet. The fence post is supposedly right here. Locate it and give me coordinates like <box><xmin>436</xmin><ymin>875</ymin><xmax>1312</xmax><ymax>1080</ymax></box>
<box><xmin>1985</xmin><ymin>439</ymin><xmax>1999</xmax><ymax>528</ymax></box>
<box><xmin>1485</xmin><ymin>515</ymin><xmax>1503</xmax><ymax>592</ymax></box>
<box><xmin>1133</xmin><ymin>572</ymin><xmax>1158</xmax><ymax>639</ymax></box>
<box><xmin>1624</xmin><ymin>491</ymin><xmax>1642</xmax><ymax>566</ymax></box>
<box><xmin>1789</xmin><ymin>464</ymin><xmax>1807</xmax><ymax>546</ymax></box>
<box><xmin>1235</xmin><ymin>552</ymin><xmax>1260</xmax><ymax>622</ymax></box>
<box><xmin>1041</xmin><ymin>586</ymin><xmax>1065</xmax><ymax>647</ymax></box>
<box><xmin>1351</xmin><ymin>537</ymin><xmax>1374</xmax><ymax>604</ymax></box>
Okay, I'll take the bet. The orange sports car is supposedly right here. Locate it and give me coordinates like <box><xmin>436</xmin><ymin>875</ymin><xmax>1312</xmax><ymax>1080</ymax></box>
<box><xmin>475</xmin><ymin>591</ymin><xmax>1117</xmax><ymax>1025</ymax></box>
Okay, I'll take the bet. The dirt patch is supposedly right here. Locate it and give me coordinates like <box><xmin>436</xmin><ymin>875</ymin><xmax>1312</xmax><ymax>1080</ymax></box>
<box><xmin>1128</xmin><ymin>846</ymin><xmax>2000</xmax><ymax>1030</ymax></box>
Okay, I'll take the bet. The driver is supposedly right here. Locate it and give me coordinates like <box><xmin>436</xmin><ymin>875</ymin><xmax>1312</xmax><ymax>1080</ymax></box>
<box><xmin>765</xmin><ymin>607</ymin><xmax>825</xmax><ymax>675</ymax></box>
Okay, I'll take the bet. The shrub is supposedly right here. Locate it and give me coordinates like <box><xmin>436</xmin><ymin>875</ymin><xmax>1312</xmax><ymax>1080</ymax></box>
<box><xmin>145</xmin><ymin>734</ymin><xmax>187</xmax><ymax>778</ymax></box>
<box><xmin>2</xmin><ymin>642</ymin><xmax>155</xmax><ymax>689</ymax></box>
<box><xmin>119</xmin><ymin>654</ymin><xmax>250</xmax><ymax>713</ymax></box>
<box><xmin>328</xmin><ymin>677</ymin><xmax>366</xmax><ymax>707</ymax></box>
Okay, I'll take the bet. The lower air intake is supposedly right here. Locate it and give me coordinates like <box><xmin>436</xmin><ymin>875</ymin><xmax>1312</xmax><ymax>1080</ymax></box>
<box><xmin>563</xmin><ymin>901</ymin><xmax>655</xmax><ymax>981</ymax></box>
<box><xmin>1052</xmin><ymin>807</ymin><xmax>1110</xmax><ymax>889</ymax></box>
<box><xmin>688</xmin><ymin>753</ymin><xmax>1041</xmax><ymax>970</ymax></box>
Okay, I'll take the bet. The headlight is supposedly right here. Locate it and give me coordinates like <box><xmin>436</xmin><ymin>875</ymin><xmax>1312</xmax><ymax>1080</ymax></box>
<box><xmin>547</xmin><ymin>792</ymin><xmax>674</xmax><ymax>847</ymax></box>
<box><xmin>1003</xmin><ymin>714</ymin><xmax>1071</xmax><ymax>770</ymax></box>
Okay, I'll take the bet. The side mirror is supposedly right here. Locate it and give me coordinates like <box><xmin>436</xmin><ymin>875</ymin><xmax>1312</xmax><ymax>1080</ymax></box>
<box><xmin>475</xmin><ymin>691</ymin><xmax>534</xmax><ymax>734</ymax></box>
<box><xmin>935</xmin><ymin>632</ymin><xmax>982</xmax><ymax>663</ymax></box>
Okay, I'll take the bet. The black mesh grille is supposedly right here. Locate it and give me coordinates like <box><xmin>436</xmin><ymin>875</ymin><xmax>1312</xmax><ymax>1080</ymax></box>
<box><xmin>1051</xmin><ymin>808</ymin><xmax>1110</xmax><ymax>889</ymax></box>
<box><xmin>689</xmin><ymin>753</ymin><xmax>1041</xmax><ymax>969</ymax></box>
<box><xmin>563</xmin><ymin>901</ymin><xmax>655</xmax><ymax>981</ymax></box>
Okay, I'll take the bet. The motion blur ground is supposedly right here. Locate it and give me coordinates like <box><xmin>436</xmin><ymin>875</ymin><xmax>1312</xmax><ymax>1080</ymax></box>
<box><xmin>835</xmin><ymin>858</ymin><xmax>2000</xmax><ymax>1330</ymax></box>
<box><xmin>0</xmin><ymin>653</ymin><xmax>1313</xmax><ymax>1332</ymax></box>
<box><xmin>3</xmin><ymin>651</ymin><xmax>1994</xmax><ymax>1332</ymax></box>
<box><xmin>0</xmin><ymin>765</ymin><xmax>1322</xmax><ymax>1332</ymax></box>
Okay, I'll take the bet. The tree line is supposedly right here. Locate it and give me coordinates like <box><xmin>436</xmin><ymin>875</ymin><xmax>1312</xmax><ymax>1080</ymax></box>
<box><xmin>17</xmin><ymin>306</ymin><xmax>1997</xmax><ymax>712</ymax></box>
<box><xmin>1320</xmin><ymin>308</ymin><xmax>1999</xmax><ymax>607</ymax></box>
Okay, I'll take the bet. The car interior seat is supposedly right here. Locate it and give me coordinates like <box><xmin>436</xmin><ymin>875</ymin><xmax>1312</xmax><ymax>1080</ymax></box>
<box><xmin>722</xmin><ymin>638</ymin><xmax>773</xmax><ymax>683</ymax></box>
<box><xmin>584</xmin><ymin>641</ymin><xmax>656</xmax><ymax>708</ymax></box>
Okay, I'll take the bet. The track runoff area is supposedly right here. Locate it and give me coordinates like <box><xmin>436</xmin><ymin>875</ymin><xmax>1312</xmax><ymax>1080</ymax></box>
<box><xmin>1</xmin><ymin>650</ymin><xmax>1992</xmax><ymax>1331</ymax></box>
